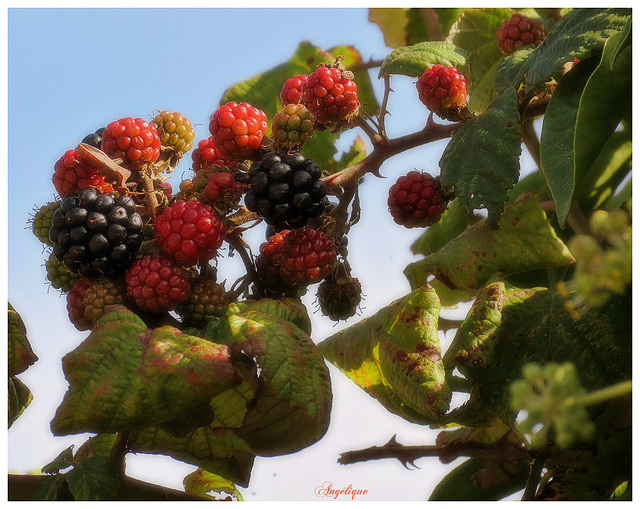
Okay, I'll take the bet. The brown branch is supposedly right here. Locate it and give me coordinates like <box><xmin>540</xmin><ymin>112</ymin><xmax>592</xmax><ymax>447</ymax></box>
<box><xmin>226</xmin><ymin>232</ymin><xmax>263</xmax><ymax>298</ymax></box>
<box><xmin>338</xmin><ymin>435</ymin><xmax>527</xmax><ymax>468</ymax></box>
<box><xmin>522</xmin><ymin>96</ymin><xmax>550</xmax><ymax>122</ymax></box>
<box><xmin>322</xmin><ymin>119</ymin><xmax>462</xmax><ymax>191</ymax></box>
<box><xmin>522</xmin><ymin>456</ymin><xmax>546</xmax><ymax>501</ymax></box>
<box><xmin>8</xmin><ymin>474</ymin><xmax>210</xmax><ymax>501</ymax></box>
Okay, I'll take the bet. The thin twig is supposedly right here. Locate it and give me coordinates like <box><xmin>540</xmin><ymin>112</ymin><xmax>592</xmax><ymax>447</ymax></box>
<box><xmin>378</xmin><ymin>73</ymin><xmax>393</xmax><ymax>139</ymax></box>
<box><xmin>521</xmin><ymin>119</ymin><xmax>541</xmax><ymax>169</ymax></box>
<box><xmin>226</xmin><ymin>233</ymin><xmax>263</xmax><ymax>298</ymax></box>
<box><xmin>109</xmin><ymin>430</ymin><xmax>130</xmax><ymax>481</ymax></box>
<box><xmin>347</xmin><ymin>58</ymin><xmax>384</xmax><ymax>72</ymax></box>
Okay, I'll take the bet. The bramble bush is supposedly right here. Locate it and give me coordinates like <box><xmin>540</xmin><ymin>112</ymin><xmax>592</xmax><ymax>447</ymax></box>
<box><xmin>9</xmin><ymin>7</ymin><xmax>631</xmax><ymax>501</ymax></box>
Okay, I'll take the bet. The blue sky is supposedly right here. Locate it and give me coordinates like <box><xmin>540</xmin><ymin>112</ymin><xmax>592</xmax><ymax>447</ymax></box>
<box><xmin>7</xmin><ymin>7</ymin><xmax>501</xmax><ymax>501</ymax></box>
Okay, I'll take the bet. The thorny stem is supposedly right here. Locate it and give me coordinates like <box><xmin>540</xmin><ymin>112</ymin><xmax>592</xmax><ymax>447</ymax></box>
<box><xmin>353</xmin><ymin>115</ymin><xmax>384</xmax><ymax>146</ymax></box>
<box><xmin>322</xmin><ymin>119</ymin><xmax>463</xmax><ymax>191</ymax></box>
<box><xmin>522</xmin><ymin>455</ymin><xmax>546</xmax><ymax>501</ymax></box>
<box><xmin>438</xmin><ymin>316</ymin><xmax>463</xmax><ymax>332</ymax></box>
<box><xmin>378</xmin><ymin>74</ymin><xmax>393</xmax><ymax>139</ymax></box>
<box><xmin>338</xmin><ymin>435</ymin><xmax>527</xmax><ymax>467</ymax></box>
<box><xmin>522</xmin><ymin>96</ymin><xmax>550</xmax><ymax>122</ymax></box>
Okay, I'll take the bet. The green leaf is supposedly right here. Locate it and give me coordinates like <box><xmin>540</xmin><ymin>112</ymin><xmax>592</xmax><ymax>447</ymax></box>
<box><xmin>574</xmin><ymin>131</ymin><xmax>632</xmax><ymax>213</ymax></box>
<box><xmin>8</xmin><ymin>302</ymin><xmax>38</xmax><ymax>378</ymax></box>
<box><xmin>461</xmin><ymin>289</ymin><xmax>630</xmax><ymax>421</ymax></box>
<box><xmin>8</xmin><ymin>376</ymin><xmax>33</xmax><ymax>428</ymax></box>
<box><xmin>65</xmin><ymin>456</ymin><xmax>120</xmax><ymax>501</ymax></box>
<box><xmin>226</xmin><ymin>311</ymin><xmax>332</xmax><ymax>455</ymax></box>
<box><xmin>522</xmin><ymin>8</ymin><xmax>631</xmax><ymax>93</ymax></box>
<box><xmin>319</xmin><ymin>284</ymin><xmax>451</xmax><ymax>424</ymax></box>
<box><xmin>604</xmin><ymin>176</ymin><xmax>632</xmax><ymax>211</ymax></box>
<box><xmin>368</xmin><ymin>8</ymin><xmax>428</xmax><ymax>48</ymax></box>
<box><xmin>411</xmin><ymin>199</ymin><xmax>480</xmax><ymax>257</ymax></box>
<box><xmin>379</xmin><ymin>41</ymin><xmax>468</xmax><ymax>78</ymax></box>
<box><xmin>494</xmin><ymin>46</ymin><xmax>536</xmax><ymax>93</ymax></box>
<box><xmin>31</xmin><ymin>474</ymin><xmax>69</xmax><ymax>501</ymax></box>
<box><xmin>74</xmin><ymin>434</ymin><xmax>117</xmax><ymax>464</ymax></box>
<box><xmin>429</xmin><ymin>457</ymin><xmax>528</xmax><ymax>501</ymax></box>
<box><xmin>605</xmin><ymin>17</ymin><xmax>631</xmax><ymax>70</ymax></box>
<box><xmin>573</xmin><ymin>35</ymin><xmax>631</xmax><ymax>191</ymax></box>
<box><xmin>435</xmin><ymin>9</ymin><xmax>466</xmax><ymax>38</ymax></box>
<box><xmin>446</xmin><ymin>8</ymin><xmax>515</xmax><ymax>112</ymax></box>
<box><xmin>539</xmin><ymin>58</ymin><xmax>598</xmax><ymax>227</ymax></box>
<box><xmin>444</xmin><ymin>281</ymin><xmax>545</xmax><ymax>374</ymax></box>
<box><xmin>439</xmin><ymin>89</ymin><xmax>522</xmax><ymax>226</ymax></box>
<box><xmin>225</xmin><ymin>297</ymin><xmax>312</xmax><ymax>336</ymax></box>
<box><xmin>209</xmin><ymin>361</ymin><xmax>258</xmax><ymax>429</ymax></box>
<box><xmin>337</xmin><ymin>134</ymin><xmax>367</xmax><ymax>169</ymax></box>
<box><xmin>404</xmin><ymin>194</ymin><xmax>575</xmax><ymax>291</ymax></box>
<box><xmin>184</xmin><ymin>468</ymin><xmax>244</xmax><ymax>501</ymax></box>
<box><xmin>41</xmin><ymin>446</ymin><xmax>75</xmax><ymax>474</ymax></box>
<box><xmin>51</xmin><ymin>306</ymin><xmax>239</xmax><ymax>435</ymax></box>
<box><xmin>131</xmin><ymin>425</ymin><xmax>254</xmax><ymax>487</ymax></box>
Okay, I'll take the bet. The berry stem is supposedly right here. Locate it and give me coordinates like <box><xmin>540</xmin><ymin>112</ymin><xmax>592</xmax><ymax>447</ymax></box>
<box><xmin>109</xmin><ymin>430</ymin><xmax>130</xmax><ymax>481</ymax></box>
<box><xmin>521</xmin><ymin>119</ymin><xmax>541</xmax><ymax>169</ymax></box>
<box><xmin>226</xmin><ymin>233</ymin><xmax>263</xmax><ymax>298</ymax></box>
<box><xmin>572</xmin><ymin>379</ymin><xmax>631</xmax><ymax>407</ymax></box>
<box><xmin>522</xmin><ymin>455</ymin><xmax>546</xmax><ymax>501</ymax></box>
<box><xmin>322</xmin><ymin>118</ymin><xmax>463</xmax><ymax>191</ymax></box>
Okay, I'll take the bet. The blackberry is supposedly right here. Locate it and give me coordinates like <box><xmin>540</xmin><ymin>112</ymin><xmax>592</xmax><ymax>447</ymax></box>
<box><xmin>244</xmin><ymin>152</ymin><xmax>327</xmax><ymax>229</ymax></box>
<box><xmin>81</xmin><ymin>127</ymin><xmax>106</xmax><ymax>149</ymax></box>
<box><xmin>49</xmin><ymin>187</ymin><xmax>144</xmax><ymax>278</ymax></box>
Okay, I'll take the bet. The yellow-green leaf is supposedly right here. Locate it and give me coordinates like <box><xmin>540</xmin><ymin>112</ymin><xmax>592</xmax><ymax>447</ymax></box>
<box><xmin>319</xmin><ymin>284</ymin><xmax>451</xmax><ymax>424</ymax></box>
<box><xmin>404</xmin><ymin>194</ymin><xmax>575</xmax><ymax>291</ymax></box>
<box><xmin>51</xmin><ymin>306</ymin><xmax>239</xmax><ymax>435</ymax></box>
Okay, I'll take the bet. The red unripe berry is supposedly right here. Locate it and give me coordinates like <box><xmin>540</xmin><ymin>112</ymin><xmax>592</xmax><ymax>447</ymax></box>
<box><xmin>125</xmin><ymin>254</ymin><xmax>191</xmax><ymax>312</ymax></box>
<box><xmin>278</xmin><ymin>228</ymin><xmax>336</xmax><ymax>285</ymax></box>
<box><xmin>301</xmin><ymin>66</ymin><xmax>359</xmax><ymax>124</ymax></box>
<box><xmin>101</xmin><ymin>117</ymin><xmax>161</xmax><ymax>168</ymax></box>
<box><xmin>192</xmin><ymin>136</ymin><xmax>234</xmax><ymax>170</ymax></box>
<box><xmin>208</xmin><ymin>102</ymin><xmax>269</xmax><ymax>161</ymax></box>
<box><xmin>280</xmin><ymin>74</ymin><xmax>308</xmax><ymax>105</ymax></box>
<box><xmin>388</xmin><ymin>171</ymin><xmax>448</xmax><ymax>228</ymax></box>
<box><xmin>154</xmin><ymin>200</ymin><xmax>227</xmax><ymax>265</ymax></box>
<box><xmin>52</xmin><ymin>149</ymin><xmax>115</xmax><ymax>197</ymax></box>
<box><xmin>496</xmin><ymin>13</ymin><xmax>546</xmax><ymax>55</ymax></box>
<box><xmin>416</xmin><ymin>65</ymin><xmax>468</xmax><ymax>120</ymax></box>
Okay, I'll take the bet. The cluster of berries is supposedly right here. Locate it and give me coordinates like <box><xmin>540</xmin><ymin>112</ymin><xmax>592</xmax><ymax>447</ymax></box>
<box><xmin>32</xmin><ymin>60</ymin><xmax>371</xmax><ymax>330</ymax></box>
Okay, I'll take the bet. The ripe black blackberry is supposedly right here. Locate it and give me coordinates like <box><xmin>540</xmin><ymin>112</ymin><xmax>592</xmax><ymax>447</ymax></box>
<box><xmin>49</xmin><ymin>187</ymin><xmax>144</xmax><ymax>278</ymax></box>
<box><xmin>244</xmin><ymin>152</ymin><xmax>327</xmax><ymax>229</ymax></box>
<box><xmin>81</xmin><ymin>127</ymin><xmax>106</xmax><ymax>149</ymax></box>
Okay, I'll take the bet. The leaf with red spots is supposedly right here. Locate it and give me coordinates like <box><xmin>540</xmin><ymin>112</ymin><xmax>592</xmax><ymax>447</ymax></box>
<box><xmin>50</xmin><ymin>305</ymin><xmax>240</xmax><ymax>435</ymax></box>
<box><xmin>404</xmin><ymin>194</ymin><xmax>575</xmax><ymax>292</ymax></box>
<box><xmin>319</xmin><ymin>284</ymin><xmax>451</xmax><ymax>424</ymax></box>
<box><xmin>444</xmin><ymin>281</ymin><xmax>545</xmax><ymax>375</ymax></box>
<box><xmin>204</xmin><ymin>298</ymin><xmax>332</xmax><ymax>456</ymax></box>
